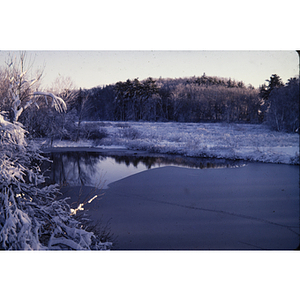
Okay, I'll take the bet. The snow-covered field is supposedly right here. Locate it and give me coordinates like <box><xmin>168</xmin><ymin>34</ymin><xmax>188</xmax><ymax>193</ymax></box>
<box><xmin>41</xmin><ymin>121</ymin><xmax>299</xmax><ymax>165</ymax></box>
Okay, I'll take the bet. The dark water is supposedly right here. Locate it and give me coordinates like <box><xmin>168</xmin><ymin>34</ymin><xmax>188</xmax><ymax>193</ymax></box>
<box><xmin>43</xmin><ymin>151</ymin><xmax>247</xmax><ymax>189</ymax></box>
<box><xmin>42</xmin><ymin>151</ymin><xmax>300</xmax><ymax>250</ymax></box>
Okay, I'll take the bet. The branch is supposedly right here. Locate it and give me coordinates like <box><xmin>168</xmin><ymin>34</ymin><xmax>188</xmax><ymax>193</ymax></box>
<box><xmin>28</xmin><ymin>92</ymin><xmax>67</xmax><ymax>113</ymax></box>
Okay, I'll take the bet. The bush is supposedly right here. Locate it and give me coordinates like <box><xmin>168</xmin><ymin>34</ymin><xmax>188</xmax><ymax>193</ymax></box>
<box><xmin>122</xmin><ymin>127</ymin><xmax>140</xmax><ymax>139</ymax></box>
<box><xmin>0</xmin><ymin>113</ymin><xmax>111</xmax><ymax>250</ymax></box>
<box><xmin>86</xmin><ymin>128</ymin><xmax>108</xmax><ymax>140</ymax></box>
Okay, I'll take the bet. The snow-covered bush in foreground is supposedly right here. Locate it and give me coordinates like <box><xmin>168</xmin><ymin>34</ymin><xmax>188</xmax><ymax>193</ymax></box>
<box><xmin>0</xmin><ymin>113</ymin><xmax>111</xmax><ymax>250</ymax></box>
<box><xmin>0</xmin><ymin>57</ymin><xmax>112</xmax><ymax>250</ymax></box>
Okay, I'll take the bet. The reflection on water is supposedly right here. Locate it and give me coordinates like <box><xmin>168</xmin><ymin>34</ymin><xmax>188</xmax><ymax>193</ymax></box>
<box><xmin>43</xmin><ymin>151</ymin><xmax>247</xmax><ymax>189</ymax></box>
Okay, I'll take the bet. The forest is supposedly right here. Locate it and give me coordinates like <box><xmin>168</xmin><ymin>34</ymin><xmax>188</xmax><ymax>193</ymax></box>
<box><xmin>87</xmin><ymin>76</ymin><xmax>261</xmax><ymax>123</ymax></box>
<box><xmin>3</xmin><ymin>72</ymin><xmax>296</xmax><ymax>143</ymax></box>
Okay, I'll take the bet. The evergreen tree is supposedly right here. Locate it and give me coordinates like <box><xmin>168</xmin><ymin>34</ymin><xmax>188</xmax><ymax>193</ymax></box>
<box><xmin>265</xmin><ymin>77</ymin><xmax>299</xmax><ymax>132</ymax></box>
<box><xmin>259</xmin><ymin>74</ymin><xmax>284</xmax><ymax>121</ymax></box>
<box><xmin>259</xmin><ymin>74</ymin><xmax>284</xmax><ymax>101</ymax></box>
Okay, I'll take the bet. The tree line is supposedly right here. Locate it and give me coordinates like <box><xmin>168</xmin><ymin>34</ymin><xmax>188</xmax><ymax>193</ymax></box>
<box><xmin>84</xmin><ymin>75</ymin><xmax>262</xmax><ymax>123</ymax></box>
<box><xmin>1</xmin><ymin>62</ymin><xmax>299</xmax><ymax>137</ymax></box>
<box><xmin>72</xmin><ymin>73</ymin><xmax>298</xmax><ymax>133</ymax></box>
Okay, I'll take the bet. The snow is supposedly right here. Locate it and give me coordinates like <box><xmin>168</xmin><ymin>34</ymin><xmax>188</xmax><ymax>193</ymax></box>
<box><xmin>32</xmin><ymin>91</ymin><xmax>67</xmax><ymax>113</ymax></box>
<box><xmin>1</xmin><ymin>112</ymin><xmax>112</xmax><ymax>250</ymax></box>
<box><xmin>40</xmin><ymin>121</ymin><xmax>299</xmax><ymax>165</ymax></box>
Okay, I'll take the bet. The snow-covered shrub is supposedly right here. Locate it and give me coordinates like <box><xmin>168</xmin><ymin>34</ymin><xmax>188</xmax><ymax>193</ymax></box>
<box><xmin>0</xmin><ymin>56</ymin><xmax>112</xmax><ymax>250</ymax></box>
<box><xmin>87</xmin><ymin>128</ymin><xmax>108</xmax><ymax>140</ymax></box>
<box><xmin>81</xmin><ymin>123</ymin><xmax>108</xmax><ymax>141</ymax></box>
<box><xmin>121</xmin><ymin>127</ymin><xmax>140</xmax><ymax>140</ymax></box>
<box><xmin>0</xmin><ymin>112</ymin><xmax>111</xmax><ymax>250</ymax></box>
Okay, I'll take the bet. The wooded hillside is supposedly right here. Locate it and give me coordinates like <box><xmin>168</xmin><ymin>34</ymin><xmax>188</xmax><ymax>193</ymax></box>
<box><xmin>84</xmin><ymin>75</ymin><xmax>262</xmax><ymax>124</ymax></box>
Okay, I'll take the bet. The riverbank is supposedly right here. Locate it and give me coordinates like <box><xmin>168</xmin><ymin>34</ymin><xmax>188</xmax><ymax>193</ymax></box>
<box><xmin>37</xmin><ymin>121</ymin><xmax>299</xmax><ymax>165</ymax></box>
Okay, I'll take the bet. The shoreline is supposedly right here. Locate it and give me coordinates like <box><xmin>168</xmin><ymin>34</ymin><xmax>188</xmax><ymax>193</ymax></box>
<box><xmin>41</xmin><ymin>145</ymin><xmax>298</xmax><ymax>166</ymax></box>
<box><xmin>34</xmin><ymin>121</ymin><xmax>299</xmax><ymax>165</ymax></box>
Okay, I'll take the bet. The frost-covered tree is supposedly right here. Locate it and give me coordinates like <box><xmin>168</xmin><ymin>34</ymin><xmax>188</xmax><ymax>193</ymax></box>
<box><xmin>67</xmin><ymin>88</ymin><xmax>86</xmax><ymax>141</ymax></box>
<box><xmin>259</xmin><ymin>74</ymin><xmax>284</xmax><ymax>121</ymax></box>
<box><xmin>266</xmin><ymin>77</ymin><xmax>299</xmax><ymax>132</ymax></box>
<box><xmin>0</xmin><ymin>53</ymin><xmax>111</xmax><ymax>250</ymax></box>
<box><xmin>2</xmin><ymin>53</ymin><xmax>66</xmax><ymax>123</ymax></box>
<box><xmin>79</xmin><ymin>75</ymin><xmax>261</xmax><ymax>123</ymax></box>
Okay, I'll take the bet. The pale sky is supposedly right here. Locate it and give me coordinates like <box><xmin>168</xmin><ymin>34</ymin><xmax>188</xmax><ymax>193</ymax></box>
<box><xmin>0</xmin><ymin>51</ymin><xmax>298</xmax><ymax>90</ymax></box>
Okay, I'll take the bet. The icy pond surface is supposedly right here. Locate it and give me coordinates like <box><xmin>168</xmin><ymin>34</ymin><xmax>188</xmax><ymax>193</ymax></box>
<box><xmin>43</xmin><ymin>150</ymin><xmax>299</xmax><ymax>250</ymax></box>
<box><xmin>44</xmin><ymin>150</ymin><xmax>247</xmax><ymax>189</ymax></box>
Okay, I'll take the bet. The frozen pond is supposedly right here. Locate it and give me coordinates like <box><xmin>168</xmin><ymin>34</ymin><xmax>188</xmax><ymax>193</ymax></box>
<box><xmin>43</xmin><ymin>150</ymin><xmax>300</xmax><ymax>250</ymax></box>
<box><xmin>44</xmin><ymin>150</ymin><xmax>247</xmax><ymax>189</ymax></box>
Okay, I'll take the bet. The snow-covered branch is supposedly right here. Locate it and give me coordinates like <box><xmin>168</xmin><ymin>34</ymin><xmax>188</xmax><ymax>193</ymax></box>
<box><xmin>8</xmin><ymin>84</ymin><xmax>67</xmax><ymax>122</ymax></box>
<box><xmin>0</xmin><ymin>114</ymin><xmax>112</xmax><ymax>250</ymax></box>
<box><xmin>32</xmin><ymin>92</ymin><xmax>67</xmax><ymax>113</ymax></box>
<box><xmin>1</xmin><ymin>53</ymin><xmax>112</xmax><ymax>250</ymax></box>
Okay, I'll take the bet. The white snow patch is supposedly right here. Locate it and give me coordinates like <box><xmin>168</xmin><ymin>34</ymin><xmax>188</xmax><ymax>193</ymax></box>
<box><xmin>39</xmin><ymin>121</ymin><xmax>299</xmax><ymax>165</ymax></box>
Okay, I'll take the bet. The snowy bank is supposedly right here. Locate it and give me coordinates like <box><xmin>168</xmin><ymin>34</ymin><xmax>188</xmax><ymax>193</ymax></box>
<box><xmin>39</xmin><ymin>121</ymin><xmax>299</xmax><ymax>165</ymax></box>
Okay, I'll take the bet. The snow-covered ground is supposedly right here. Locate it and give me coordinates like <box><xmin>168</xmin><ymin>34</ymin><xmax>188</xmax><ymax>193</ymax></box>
<box><xmin>40</xmin><ymin>121</ymin><xmax>299</xmax><ymax>165</ymax></box>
